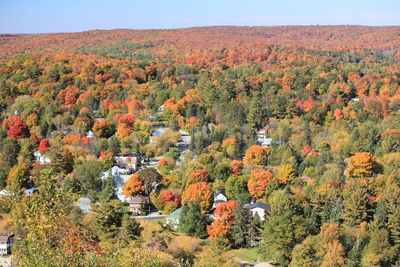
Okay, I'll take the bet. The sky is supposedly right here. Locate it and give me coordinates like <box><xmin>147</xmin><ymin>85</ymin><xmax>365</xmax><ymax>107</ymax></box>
<box><xmin>1</xmin><ymin>0</ymin><xmax>400</xmax><ymax>33</ymax></box>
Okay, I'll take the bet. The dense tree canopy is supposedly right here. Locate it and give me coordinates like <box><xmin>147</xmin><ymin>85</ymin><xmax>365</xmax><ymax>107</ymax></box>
<box><xmin>0</xmin><ymin>25</ymin><xmax>400</xmax><ymax>266</ymax></box>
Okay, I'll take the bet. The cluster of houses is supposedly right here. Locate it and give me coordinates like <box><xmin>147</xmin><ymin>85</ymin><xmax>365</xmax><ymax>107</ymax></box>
<box><xmin>165</xmin><ymin>191</ymin><xmax>271</xmax><ymax>229</ymax></box>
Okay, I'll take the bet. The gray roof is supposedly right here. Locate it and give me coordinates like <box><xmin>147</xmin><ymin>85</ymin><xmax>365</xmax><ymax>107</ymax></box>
<box><xmin>245</xmin><ymin>202</ymin><xmax>271</xmax><ymax>210</ymax></box>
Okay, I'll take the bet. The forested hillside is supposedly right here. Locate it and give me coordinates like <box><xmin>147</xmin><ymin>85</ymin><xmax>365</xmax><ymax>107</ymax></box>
<box><xmin>0</xmin><ymin>26</ymin><xmax>399</xmax><ymax>266</ymax></box>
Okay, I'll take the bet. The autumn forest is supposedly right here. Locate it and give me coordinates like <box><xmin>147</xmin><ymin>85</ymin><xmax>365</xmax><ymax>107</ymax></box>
<box><xmin>0</xmin><ymin>25</ymin><xmax>400</xmax><ymax>266</ymax></box>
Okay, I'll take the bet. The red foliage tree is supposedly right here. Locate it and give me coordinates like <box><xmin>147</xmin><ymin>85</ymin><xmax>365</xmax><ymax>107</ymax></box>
<box><xmin>38</xmin><ymin>139</ymin><xmax>50</xmax><ymax>153</ymax></box>
<box><xmin>3</xmin><ymin>116</ymin><xmax>29</xmax><ymax>140</ymax></box>
<box><xmin>207</xmin><ymin>201</ymin><xmax>238</xmax><ymax>240</ymax></box>
<box><xmin>230</xmin><ymin>160</ymin><xmax>244</xmax><ymax>175</ymax></box>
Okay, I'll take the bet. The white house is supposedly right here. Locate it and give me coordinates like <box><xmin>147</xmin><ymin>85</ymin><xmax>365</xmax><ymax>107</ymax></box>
<box><xmin>257</xmin><ymin>129</ymin><xmax>272</xmax><ymax>147</ymax></box>
<box><xmin>101</xmin><ymin>166</ymin><xmax>132</xmax><ymax>202</ymax></box>
<box><xmin>0</xmin><ymin>234</ymin><xmax>14</xmax><ymax>255</ymax></box>
<box><xmin>86</xmin><ymin>130</ymin><xmax>95</xmax><ymax>138</ymax></box>
<box><xmin>245</xmin><ymin>202</ymin><xmax>271</xmax><ymax>221</ymax></box>
<box><xmin>213</xmin><ymin>191</ymin><xmax>228</xmax><ymax>208</ymax></box>
<box><xmin>34</xmin><ymin>151</ymin><xmax>51</xmax><ymax>165</ymax></box>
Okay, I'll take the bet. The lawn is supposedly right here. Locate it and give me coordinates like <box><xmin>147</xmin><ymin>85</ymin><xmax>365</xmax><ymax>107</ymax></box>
<box><xmin>227</xmin><ymin>247</ymin><xmax>262</xmax><ymax>264</ymax></box>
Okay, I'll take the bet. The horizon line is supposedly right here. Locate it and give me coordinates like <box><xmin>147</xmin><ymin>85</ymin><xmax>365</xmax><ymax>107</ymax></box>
<box><xmin>2</xmin><ymin>24</ymin><xmax>400</xmax><ymax>35</ymax></box>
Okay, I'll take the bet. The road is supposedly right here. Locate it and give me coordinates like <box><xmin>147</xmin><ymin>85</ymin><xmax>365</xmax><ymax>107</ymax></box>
<box><xmin>135</xmin><ymin>212</ymin><xmax>166</xmax><ymax>221</ymax></box>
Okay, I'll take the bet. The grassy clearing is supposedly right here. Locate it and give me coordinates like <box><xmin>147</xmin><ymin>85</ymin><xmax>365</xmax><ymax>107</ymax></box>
<box><xmin>227</xmin><ymin>247</ymin><xmax>262</xmax><ymax>264</ymax></box>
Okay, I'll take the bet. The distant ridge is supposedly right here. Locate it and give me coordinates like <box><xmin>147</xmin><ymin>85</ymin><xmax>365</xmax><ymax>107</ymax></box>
<box><xmin>1</xmin><ymin>25</ymin><xmax>399</xmax><ymax>58</ymax></box>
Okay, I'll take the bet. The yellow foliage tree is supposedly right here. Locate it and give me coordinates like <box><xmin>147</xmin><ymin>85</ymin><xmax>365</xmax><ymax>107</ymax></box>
<box><xmin>347</xmin><ymin>152</ymin><xmax>376</xmax><ymax>178</ymax></box>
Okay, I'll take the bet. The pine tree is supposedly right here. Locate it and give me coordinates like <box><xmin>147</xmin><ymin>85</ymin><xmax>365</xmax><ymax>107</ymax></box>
<box><xmin>94</xmin><ymin>200</ymin><xmax>123</xmax><ymax>240</ymax></box>
<box><xmin>230</xmin><ymin>196</ymin><xmax>257</xmax><ymax>248</ymax></box>
<box><xmin>385</xmin><ymin>184</ymin><xmax>400</xmax><ymax>245</ymax></box>
<box><xmin>99</xmin><ymin>173</ymin><xmax>116</xmax><ymax>203</ymax></box>
<box><xmin>341</xmin><ymin>179</ymin><xmax>372</xmax><ymax>227</ymax></box>
<box><xmin>179</xmin><ymin>200</ymin><xmax>208</xmax><ymax>237</ymax></box>
<box><xmin>247</xmin><ymin>92</ymin><xmax>266</xmax><ymax>132</ymax></box>
<box><xmin>260</xmin><ymin>194</ymin><xmax>310</xmax><ymax>266</ymax></box>
<box><xmin>121</xmin><ymin>214</ymin><xmax>142</xmax><ymax>240</ymax></box>
<box><xmin>361</xmin><ymin>228</ymin><xmax>396</xmax><ymax>266</ymax></box>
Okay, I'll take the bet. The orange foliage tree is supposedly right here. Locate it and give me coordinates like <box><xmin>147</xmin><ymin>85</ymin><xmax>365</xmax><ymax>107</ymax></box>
<box><xmin>116</xmin><ymin>114</ymin><xmax>135</xmax><ymax>138</ymax></box>
<box><xmin>150</xmin><ymin>189</ymin><xmax>182</xmax><ymax>214</ymax></box>
<box><xmin>248</xmin><ymin>169</ymin><xmax>273</xmax><ymax>199</ymax></box>
<box><xmin>244</xmin><ymin>145</ymin><xmax>271</xmax><ymax>167</ymax></box>
<box><xmin>230</xmin><ymin>160</ymin><xmax>244</xmax><ymax>175</ymax></box>
<box><xmin>182</xmin><ymin>182</ymin><xmax>213</xmax><ymax>213</ymax></box>
<box><xmin>122</xmin><ymin>173</ymin><xmax>144</xmax><ymax>197</ymax></box>
<box><xmin>187</xmin><ymin>169</ymin><xmax>210</xmax><ymax>185</ymax></box>
<box><xmin>207</xmin><ymin>201</ymin><xmax>238</xmax><ymax>241</ymax></box>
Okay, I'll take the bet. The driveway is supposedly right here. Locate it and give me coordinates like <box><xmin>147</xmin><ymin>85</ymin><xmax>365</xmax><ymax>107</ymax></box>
<box><xmin>0</xmin><ymin>256</ymin><xmax>12</xmax><ymax>267</ymax></box>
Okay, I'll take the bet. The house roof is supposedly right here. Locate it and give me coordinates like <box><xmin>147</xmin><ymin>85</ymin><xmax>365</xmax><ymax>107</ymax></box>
<box><xmin>116</xmin><ymin>156</ymin><xmax>137</xmax><ymax>165</ymax></box>
<box><xmin>167</xmin><ymin>207</ymin><xmax>182</xmax><ymax>220</ymax></box>
<box><xmin>214</xmin><ymin>190</ymin><xmax>226</xmax><ymax>198</ymax></box>
<box><xmin>129</xmin><ymin>195</ymin><xmax>148</xmax><ymax>203</ymax></box>
<box><xmin>0</xmin><ymin>234</ymin><xmax>14</xmax><ymax>242</ymax></box>
<box><xmin>245</xmin><ymin>202</ymin><xmax>271</xmax><ymax>210</ymax></box>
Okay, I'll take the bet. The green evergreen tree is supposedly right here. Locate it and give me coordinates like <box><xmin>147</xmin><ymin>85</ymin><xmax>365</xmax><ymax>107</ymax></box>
<box><xmin>99</xmin><ymin>173</ymin><xmax>116</xmax><ymax>203</ymax></box>
<box><xmin>230</xmin><ymin>196</ymin><xmax>257</xmax><ymax>248</ymax></box>
<box><xmin>247</xmin><ymin>92</ymin><xmax>266</xmax><ymax>132</ymax></box>
<box><xmin>341</xmin><ymin>180</ymin><xmax>371</xmax><ymax>227</ymax></box>
<box><xmin>260</xmin><ymin>194</ymin><xmax>310</xmax><ymax>266</ymax></box>
<box><xmin>385</xmin><ymin>184</ymin><xmax>400</xmax><ymax>246</ymax></box>
<box><xmin>121</xmin><ymin>214</ymin><xmax>142</xmax><ymax>240</ymax></box>
<box><xmin>179</xmin><ymin>200</ymin><xmax>208</xmax><ymax>237</ymax></box>
<box><xmin>94</xmin><ymin>199</ymin><xmax>123</xmax><ymax>240</ymax></box>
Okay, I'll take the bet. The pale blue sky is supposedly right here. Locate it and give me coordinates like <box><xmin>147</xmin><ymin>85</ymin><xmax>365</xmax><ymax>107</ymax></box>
<box><xmin>1</xmin><ymin>0</ymin><xmax>399</xmax><ymax>33</ymax></box>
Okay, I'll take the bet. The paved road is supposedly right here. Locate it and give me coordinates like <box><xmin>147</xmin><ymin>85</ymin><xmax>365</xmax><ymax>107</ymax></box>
<box><xmin>137</xmin><ymin>215</ymin><xmax>166</xmax><ymax>221</ymax></box>
<box><xmin>135</xmin><ymin>212</ymin><xmax>166</xmax><ymax>221</ymax></box>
